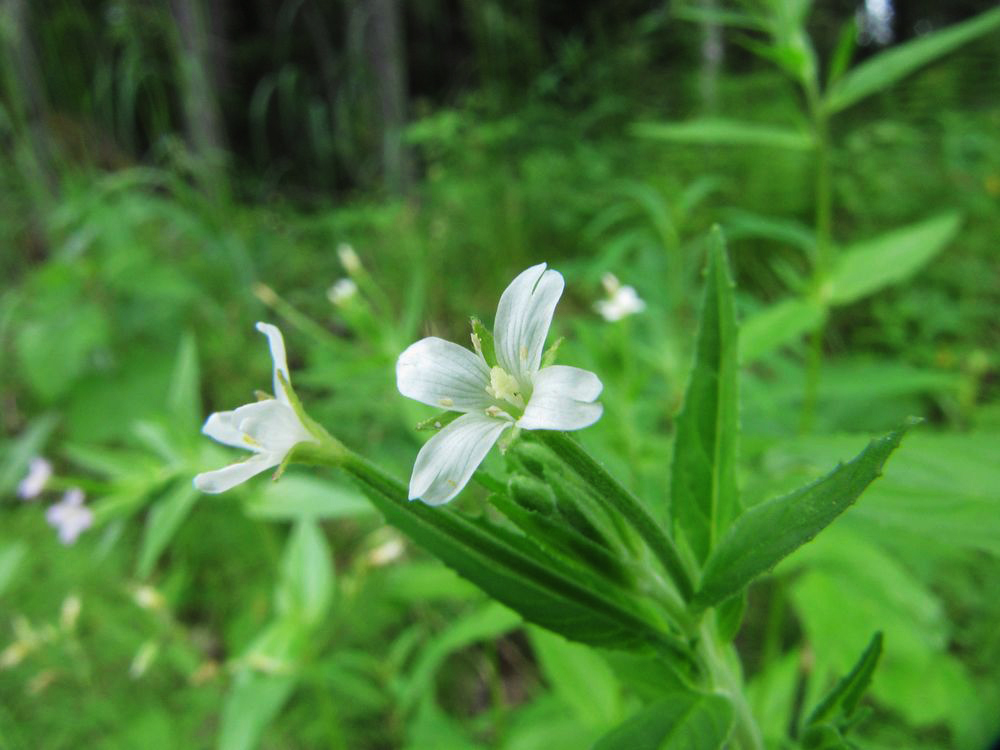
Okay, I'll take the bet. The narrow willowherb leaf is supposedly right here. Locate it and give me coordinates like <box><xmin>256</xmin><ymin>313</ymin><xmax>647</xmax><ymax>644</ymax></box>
<box><xmin>670</xmin><ymin>227</ymin><xmax>741</xmax><ymax>565</ymax></box>
<box><xmin>806</xmin><ymin>631</ymin><xmax>883</xmax><ymax>728</ymax></box>
<box><xmin>694</xmin><ymin>421</ymin><xmax>915</xmax><ymax>610</ymax></box>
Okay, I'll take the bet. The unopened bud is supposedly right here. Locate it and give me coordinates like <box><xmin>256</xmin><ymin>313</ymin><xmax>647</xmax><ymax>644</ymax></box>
<box><xmin>337</xmin><ymin>243</ymin><xmax>362</xmax><ymax>274</ymax></box>
<box><xmin>508</xmin><ymin>476</ymin><xmax>556</xmax><ymax>515</ymax></box>
<box><xmin>129</xmin><ymin>641</ymin><xmax>159</xmax><ymax>679</ymax></box>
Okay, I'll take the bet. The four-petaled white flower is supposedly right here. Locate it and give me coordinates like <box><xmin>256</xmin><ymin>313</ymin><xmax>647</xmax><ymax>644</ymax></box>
<box><xmin>18</xmin><ymin>456</ymin><xmax>52</xmax><ymax>501</ymax></box>
<box><xmin>397</xmin><ymin>263</ymin><xmax>603</xmax><ymax>505</ymax></box>
<box><xmin>595</xmin><ymin>272</ymin><xmax>646</xmax><ymax>322</ymax></box>
<box><xmin>46</xmin><ymin>488</ymin><xmax>93</xmax><ymax>545</ymax></box>
<box><xmin>194</xmin><ymin>323</ymin><xmax>318</xmax><ymax>494</ymax></box>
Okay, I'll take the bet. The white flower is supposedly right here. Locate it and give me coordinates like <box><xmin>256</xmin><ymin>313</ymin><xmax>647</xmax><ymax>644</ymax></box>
<box><xmin>17</xmin><ymin>456</ymin><xmax>52</xmax><ymax>500</ymax></box>
<box><xmin>327</xmin><ymin>277</ymin><xmax>358</xmax><ymax>306</ymax></box>
<box><xmin>46</xmin><ymin>488</ymin><xmax>93</xmax><ymax>545</ymax></box>
<box><xmin>397</xmin><ymin>263</ymin><xmax>603</xmax><ymax>505</ymax></box>
<box><xmin>595</xmin><ymin>272</ymin><xmax>646</xmax><ymax>322</ymax></box>
<box><xmin>194</xmin><ymin>323</ymin><xmax>318</xmax><ymax>494</ymax></box>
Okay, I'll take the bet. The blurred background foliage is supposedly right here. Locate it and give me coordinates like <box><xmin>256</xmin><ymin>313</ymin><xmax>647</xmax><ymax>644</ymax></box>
<box><xmin>1</xmin><ymin>0</ymin><xmax>998</xmax><ymax>748</ymax></box>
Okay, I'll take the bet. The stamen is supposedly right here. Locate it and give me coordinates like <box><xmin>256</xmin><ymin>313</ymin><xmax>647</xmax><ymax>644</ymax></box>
<box><xmin>439</xmin><ymin>397</ymin><xmax>454</xmax><ymax>407</ymax></box>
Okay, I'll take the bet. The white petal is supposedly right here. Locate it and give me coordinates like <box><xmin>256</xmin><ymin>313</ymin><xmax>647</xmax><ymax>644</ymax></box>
<box><xmin>494</xmin><ymin>264</ymin><xmax>564</xmax><ymax>380</ymax></box>
<box><xmin>518</xmin><ymin>365</ymin><xmax>604</xmax><ymax>431</ymax></box>
<box><xmin>397</xmin><ymin>337</ymin><xmax>493</xmax><ymax>412</ymax></box>
<box><xmin>408</xmin><ymin>413</ymin><xmax>511</xmax><ymax>505</ymax></box>
<box><xmin>256</xmin><ymin>322</ymin><xmax>292</xmax><ymax>404</ymax></box>
<box><xmin>193</xmin><ymin>452</ymin><xmax>280</xmax><ymax>494</ymax></box>
<box><xmin>202</xmin><ymin>411</ymin><xmax>253</xmax><ymax>450</ymax></box>
<box><xmin>231</xmin><ymin>400</ymin><xmax>314</xmax><ymax>453</ymax></box>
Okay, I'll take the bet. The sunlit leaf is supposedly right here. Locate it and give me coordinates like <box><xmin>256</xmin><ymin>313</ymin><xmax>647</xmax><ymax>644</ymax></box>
<box><xmin>827</xmin><ymin>213</ymin><xmax>961</xmax><ymax>306</ymax></box>
<box><xmin>825</xmin><ymin>7</ymin><xmax>1000</xmax><ymax>113</ymax></box>
<box><xmin>632</xmin><ymin>119</ymin><xmax>814</xmax><ymax>151</ymax></box>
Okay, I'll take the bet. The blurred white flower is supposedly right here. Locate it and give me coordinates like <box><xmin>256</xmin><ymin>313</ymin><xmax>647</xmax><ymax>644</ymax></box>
<box><xmin>46</xmin><ymin>488</ymin><xmax>93</xmax><ymax>545</ymax></box>
<box><xmin>327</xmin><ymin>277</ymin><xmax>358</xmax><ymax>306</ymax></box>
<box><xmin>17</xmin><ymin>457</ymin><xmax>52</xmax><ymax>500</ymax></box>
<box><xmin>595</xmin><ymin>273</ymin><xmax>646</xmax><ymax>322</ymax></box>
<box><xmin>397</xmin><ymin>263</ymin><xmax>603</xmax><ymax>505</ymax></box>
<box><xmin>194</xmin><ymin>323</ymin><xmax>318</xmax><ymax>494</ymax></box>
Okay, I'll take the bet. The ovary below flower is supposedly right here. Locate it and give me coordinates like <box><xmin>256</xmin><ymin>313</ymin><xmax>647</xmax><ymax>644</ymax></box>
<box><xmin>194</xmin><ymin>323</ymin><xmax>318</xmax><ymax>494</ymax></box>
<box><xmin>595</xmin><ymin>272</ymin><xmax>646</xmax><ymax>322</ymax></box>
<box><xmin>396</xmin><ymin>263</ymin><xmax>603</xmax><ymax>505</ymax></box>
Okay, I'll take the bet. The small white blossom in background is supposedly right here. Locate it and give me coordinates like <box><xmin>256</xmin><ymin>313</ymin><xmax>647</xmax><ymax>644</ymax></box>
<box><xmin>327</xmin><ymin>277</ymin><xmax>358</xmax><ymax>307</ymax></box>
<box><xmin>46</xmin><ymin>488</ymin><xmax>93</xmax><ymax>545</ymax></box>
<box><xmin>194</xmin><ymin>323</ymin><xmax>318</xmax><ymax>494</ymax></box>
<box><xmin>594</xmin><ymin>273</ymin><xmax>646</xmax><ymax>322</ymax></box>
<box><xmin>337</xmin><ymin>242</ymin><xmax>362</xmax><ymax>274</ymax></box>
<box><xmin>17</xmin><ymin>457</ymin><xmax>52</xmax><ymax>500</ymax></box>
<box><xmin>397</xmin><ymin>263</ymin><xmax>603</xmax><ymax>505</ymax></box>
<box><xmin>131</xmin><ymin>584</ymin><xmax>166</xmax><ymax>612</ymax></box>
<box><xmin>368</xmin><ymin>536</ymin><xmax>405</xmax><ymax>567</ymax></box>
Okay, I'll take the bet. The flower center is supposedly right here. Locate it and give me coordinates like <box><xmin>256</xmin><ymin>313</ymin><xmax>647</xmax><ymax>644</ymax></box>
<box><xmin>485</xmin><ymin>365</ymin><xmax>526</xmax><ymax>413</ymax></box>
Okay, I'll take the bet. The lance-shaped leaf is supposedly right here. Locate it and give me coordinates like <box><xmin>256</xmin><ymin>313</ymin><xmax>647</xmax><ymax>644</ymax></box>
<box><xmin>346</xmin><ymin>456</ymin><xmax>687</xmax><ymax>656</ymax></box>
<box><xmin>806</xmin><ymin>631</ymin><xmax>883</xmax><ymax>728</ymax></box>
<box><xmin>670</xmin><ymin>228</ymin><xmax>740</xmax><ymax>563</ymax></box>
<box><xmin>694</xmin><ymin>421</ymin><xmax>914</xmax><ymax>610</ymax></box>
<box><xmin>824</xmin><ymin>6</ymin><xmax>1000</xmax><ymax>114</ymax></box>
<box><xmin>592</xmin><ymin>690</ymin><xmax>733</xmax><ymax>750</ymax></box>
<box><xmin>827</xmin><ymin>213</ymin><xmax>961</xmax><ymax>307</ymax></box>
<box><xmin>632</xmin><ymin>118</ymin><xmax>814</xmax><ymax>151</ymax></box>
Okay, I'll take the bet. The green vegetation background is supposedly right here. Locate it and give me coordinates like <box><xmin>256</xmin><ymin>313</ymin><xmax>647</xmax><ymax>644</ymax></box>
<box><xmin>1</xmin><ymin>1</ymin><xmax>998</xmax><ymax>748</ymax></box>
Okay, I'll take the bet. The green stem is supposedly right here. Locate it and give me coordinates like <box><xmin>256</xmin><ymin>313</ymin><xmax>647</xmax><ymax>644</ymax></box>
<box><xmin>538</xmin><ymin>431</ymin><xmax>695</xmax><ymax>602</ymax></box>
<box><xmin>699</xmin><ymin>619</ymin><xmax>763</xmax><ymax>750</ymax></box>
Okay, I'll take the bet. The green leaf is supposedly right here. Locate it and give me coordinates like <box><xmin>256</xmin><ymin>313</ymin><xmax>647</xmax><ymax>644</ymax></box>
<box><xmin>245</xmin><ymin>474</ymin><xmax>374</xmax><ymax>521</ymax></box>
<box><xmin>345</xmin><ymin>458</ymin><xmax>682</xmax><ymax>654</ymax></box>
<box><xmin>592</xmin><ymin>690</ymin><xmax>733</xmax><ymax>750</ymax></box>
<box><xmin>824</xmin><ymin>7</ymin><xmax>1000</xmax><ymax>113</ymax></box>
<box><xmin>0</xmin><ymin>542</ymin><xmax>27</xmax><ymax>599</ymax></box>
<box><xmin>137</xmin><ymin>482</ymin><xmax>200</xmax><ymax>578</ymax></box>
<box><xmin>530</xmin><ymin>626</ymin><xmax>623</xmax><ymax>729</ymax></box>
<box><xmin>275</xmin><ymin>519</ymin><xmax>334</xmax><ymax>627</ymax></box>
<box><xmin>827</xmin><ymin>213</ymin><xmax>962</xmax><ymax>306</ymax></box>
<box><xmin>217</xmin><ymin>622</ymin><xmax>303</xmax><ymax>750</ymax></box>
<box><xmin>740</xmin><ymin>297</ymin><xmax>825</xmax><ymax>363</ymax></box>
<box><xmin>166</xmin><ymin>332</ymin><xmax>201</xmax><ymax>434</ymax></box>
<box><xmin>670</xmin><ymin>228</ymin><xmax>740</xmax><ymax>564</ymax></box>
<box><xmin>694</xmin><ymin>421</ymin><xmax>912</xmax><ymax>610</ymax></box>
<box><xmin>806</xmin><ymin>631</ymin><xmax>883</xmax><ymax>727</ymax></box>
<box><xmin>399</xmin><ymin>602</ymin><xmax>521</xmax><ymax>715</ymax></box>
<box><xmin>632</xmin><ymin>119</ymin><xmax>814</xmax><ymax>151</ymax></box>
<box><xmin>0</xmin><ymin>413</ymin><xmax>58</xmax><ymax>496</ymax></box>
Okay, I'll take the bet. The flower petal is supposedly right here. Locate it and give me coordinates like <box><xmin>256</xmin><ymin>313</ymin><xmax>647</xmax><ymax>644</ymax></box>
<box><xmin>202</xmin><ymin>410</ymin><xmax>253</xmax><ymax>450</ymax></box>
<box><xmin>256</xmin><ymin>322</ymin><xmax>292</xmax><ymax>404</ymax></box>
<box><xmin>517</xmin><ymin>365</ymin><xmax>604</xmax><ymax>431</ymax></box>
<box><xmin>408</xmin><ymin>413</ymin><xmax>511</xmax><ymax>505</ymax></box>
<box><xmin>397</xmin><ymin>337</ymin><xmax>493</xmax><ymax>412</ymax></box>
<box><xmin>494</xmin><ymin>264</ymin><xmax>564</xmax><ymax>380</ymax></box>
<box><xmin>193</xmin><ymin>452</ymin><xmax>279</xmax><ymax>494</ymax></box>
<box><xmin>231</xmin><ymin>400</ymin><xmax>314</xmax><ymax>453</ymax></box>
